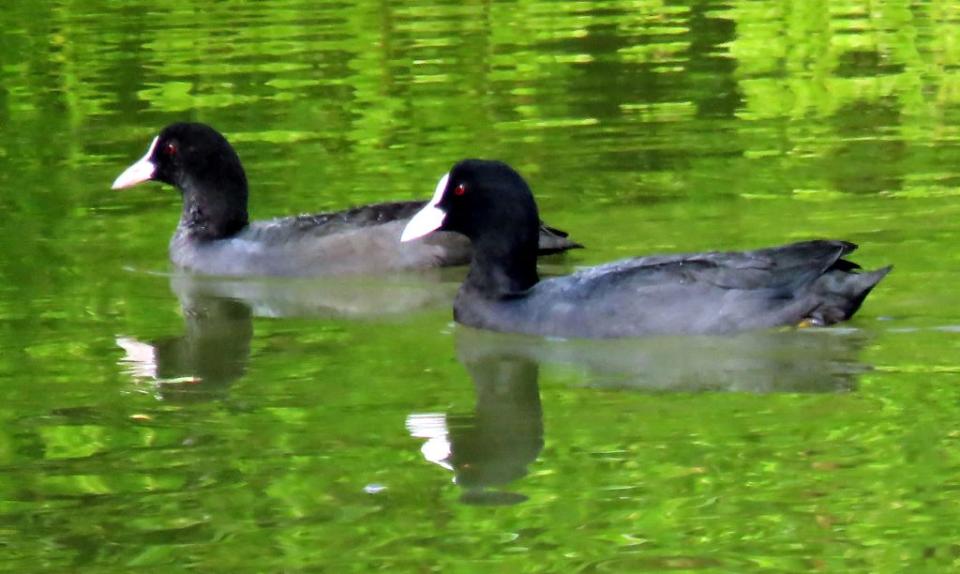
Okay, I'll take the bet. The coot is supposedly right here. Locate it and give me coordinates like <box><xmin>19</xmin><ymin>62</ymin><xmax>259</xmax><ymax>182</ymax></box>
<box><xmin>400</xmin><ymin>159</ymin><xmax>891</xmax><ymax>339</ymax></box>
<box><xmin>112</xmin><ymin>123</ymin><xmax>579</xmax><ymax>276</ymax></box>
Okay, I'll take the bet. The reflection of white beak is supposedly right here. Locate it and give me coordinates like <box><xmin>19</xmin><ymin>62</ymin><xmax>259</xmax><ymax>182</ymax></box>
<box><xmin>111</xmin><ymin>136</ymin><xmax>159</xmax><ymax>189</ymax></box>
<box><xmin>405</xmin><ymin>412</ymin><xmax>453</xmax><ymax>471</ymax></box>
<box><xmin>116</xmin><ymin>336</ymin><xmax>158</xmax><ymax>379</ymax></box>
<box><xmin>400</xmin><ymin>172</ymin><xmax>449</xmax><ymax>242</ymax></box>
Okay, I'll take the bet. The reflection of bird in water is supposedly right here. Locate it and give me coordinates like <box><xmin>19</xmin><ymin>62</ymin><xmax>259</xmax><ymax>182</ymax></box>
<box><xmin>113</xmin><ymin>265</ymin><xmax>474</xmax><ymax>401</ymax></box>
<box><xmin>116</xmin><ymin>281</ymin><xmax>253</xmax><ymax>402</ymax></box>
<box><xmin>407</xmin><ymin>324</ymin><xmax>873</xmax><ymax>505</ymax></box>
<box><xmin>454</xmin><ymin>326</ymin><xmax>873</xmax><ymax>393</ymax></box>
<box><xmin>161</xmin><ymin>269</ymin><xmax>461</xmax><ymax>319</ymax></box>
<box><xmin>407</xmin><ymin>353</ymin><xmax>544</xmax><ymax>506</ymax></box>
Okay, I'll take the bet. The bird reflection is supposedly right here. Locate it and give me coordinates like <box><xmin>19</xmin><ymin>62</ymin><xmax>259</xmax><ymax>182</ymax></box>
<box><xmin>114</xmin><ymin>267</ymin><xmax>468</xmax><ymax>400</ymax></box>
<box><xmin>406</xmin><ymin>349</ymin><xmax>544</xmax><ymax>506</ymax></box>
<box><xmin>408</xmin><ymin>325</ymin><xmax>873</xmax><ymax>504</ymax></box>
<box><xmin>455</xmin><ymin>326</ymin><xmax>872</xmax><ymax>393</ymax></box>
<box><xmin>162</xmin><ymin>269</ymin><xmax>460</xmax><ymax>319</ymax></box>
<box><xmin>113</xmin><ymin>259</ymin><xmax>577</xmax><ymax>399</ymax></box>
<box><xmin>116</xmin><ymin>277</ymin><xmax>254</xmax><ymax>402</ymax></box>
<box><xmin>153</xmin><ymin>259</ymin><xmax>576</xmax><ymax>319</ymax></box>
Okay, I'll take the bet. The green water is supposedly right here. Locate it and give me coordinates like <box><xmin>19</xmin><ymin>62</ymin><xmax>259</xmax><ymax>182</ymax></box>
<box><xmin>2</xmin><ymin>0</ymin><xmax>960</xmax><ymax>571</ymax></box>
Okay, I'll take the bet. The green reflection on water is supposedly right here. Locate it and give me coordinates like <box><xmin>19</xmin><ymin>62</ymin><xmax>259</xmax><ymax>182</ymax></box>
<box><xmin>2</xmin><ymin>0</ymin><xmax>960</xmax><ymax>571</ymax></box>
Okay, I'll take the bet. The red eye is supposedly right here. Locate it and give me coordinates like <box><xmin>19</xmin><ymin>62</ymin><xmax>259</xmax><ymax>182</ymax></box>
<box><xmin>453</xmin><ymin>183</ymin><xmax>467</xmax><ymax>196</ymax></box>
<box><xmin>164</xmin><ymin>142</ymin><xmax>177</xmax><ymax>156</ymax></box>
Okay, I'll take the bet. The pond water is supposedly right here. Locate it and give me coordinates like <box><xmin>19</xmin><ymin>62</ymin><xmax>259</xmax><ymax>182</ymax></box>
<box><xmin>3</xmin><ymin>0</ymin><xmax>960</xmax><ymax>571</ymax></box>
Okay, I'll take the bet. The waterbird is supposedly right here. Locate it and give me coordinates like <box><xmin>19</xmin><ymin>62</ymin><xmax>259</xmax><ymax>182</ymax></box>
<box><xmin>401</xmin><ymin>159</ymin><xmax>891</xmax><ymax>339</ymax></box>
<box><xmin>112</xmin><ymin>123</ymin><xmax>580</xmax><ymax>276</ymax></box>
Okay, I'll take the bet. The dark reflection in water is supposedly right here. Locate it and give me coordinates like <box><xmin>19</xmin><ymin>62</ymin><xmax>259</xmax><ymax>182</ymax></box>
<box><xmin>117</xmin><ymin>278</ymin><xmax>254</xmax><ymax>402</ymax></box>
<box><xmin>115</xmin><ymin>268</ymin><xmax>464</xmax><ymax>399</ymax></box>
<box><xmin>407</xmin><ymin>348</ymin><xmax>544</xmax><ymax>506</ymax></box>
<box><xmin>409</xmin><ymin>325</ymin><xmax>872</xmax><ymax>504</ymax></box>
<box><xmin>455</xmin><ymin>326</ymin><xmax>871</xmax><ymax>393</ymax></box>
<box><xmin>166</xmin><ymin>270</ymin><xmax>460</xmax><ymax>319</ymax></box>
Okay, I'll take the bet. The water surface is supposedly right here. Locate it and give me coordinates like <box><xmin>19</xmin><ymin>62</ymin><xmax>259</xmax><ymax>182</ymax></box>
<box><xmin>2</xmin><ymin>0</ymin><xmax>960</xmax><ymax>571</ymax></box>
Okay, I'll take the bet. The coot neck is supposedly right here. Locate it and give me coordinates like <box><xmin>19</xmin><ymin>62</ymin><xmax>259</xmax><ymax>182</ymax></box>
<box><xmin>464</xmin><ymin>228</ymin><xmax>540</xmax><ymax>297</ymax></box>
<box><xmin>176</xmin><ymin>173</ymin><xmax>250</xmax><ymax>241</ymax></box>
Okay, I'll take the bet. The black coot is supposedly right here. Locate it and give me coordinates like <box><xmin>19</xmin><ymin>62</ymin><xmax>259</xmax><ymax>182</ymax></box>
<box><xmin>112</xmin><ymin>123</ymin><xmax>579</xmax><ymax>276</ymax></box>
<box><xmin>400</xmin><ymin>159</ymin><xmax>891</xmax><ymax>339</ymax></box>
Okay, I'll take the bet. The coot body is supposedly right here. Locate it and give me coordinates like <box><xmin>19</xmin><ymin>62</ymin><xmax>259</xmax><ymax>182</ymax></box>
<box><xmin>401</xmin><ymin>160</ymin><xmax>890</xmax><ymax>339</ymax></box>
<box><xmin>112</xmin><ymin>124</ymin><xmax>579</xmax><ymax>276</ymax></box>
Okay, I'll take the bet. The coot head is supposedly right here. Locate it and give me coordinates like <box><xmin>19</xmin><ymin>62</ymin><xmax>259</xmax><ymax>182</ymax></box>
<box><xmin>401</xmin><ymin>160</ymin><xmax>540</xmax><ymax>246</ymax></box>
<box><xmin>113</xmin><ymin>123</ymin><xmax>246</xmax><ymax>192</ymax></box>
<box><xmin>112</xmin><ymin>123</ymin><xmax>249</xmax><ymax>240</ymax></box>
<box><xmin>402</xmin><ymin>160</ymin><xmax>542</xmax><ymax>293</ymax></box>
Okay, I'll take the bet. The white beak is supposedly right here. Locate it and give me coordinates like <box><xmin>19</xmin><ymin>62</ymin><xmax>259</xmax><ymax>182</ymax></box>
<box><xmin>112</xmin><ymin>136</ymin><xmax>159</xmax><ymax>189</ymax></box>
<box><xmin>401</xmin><ymin>172</ymin><xmax>450</xmax><ymax>242</ymax></box>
